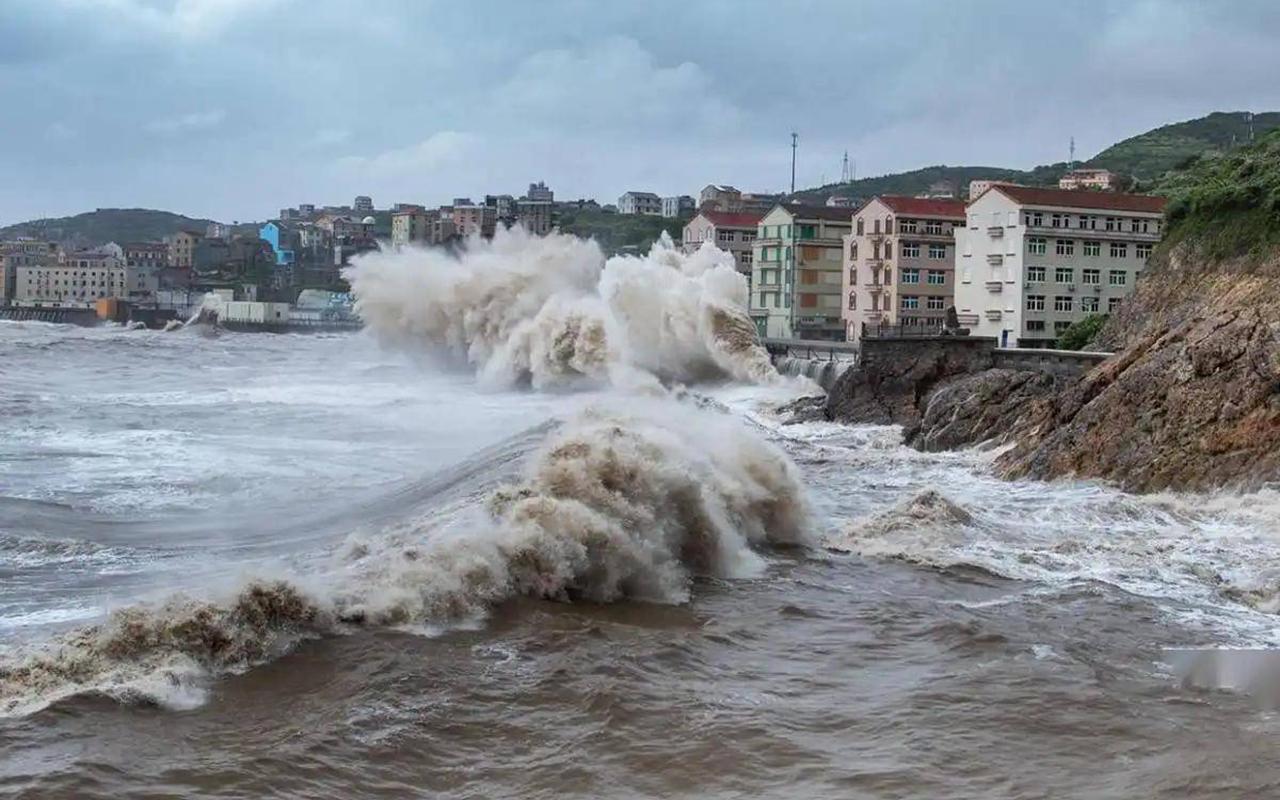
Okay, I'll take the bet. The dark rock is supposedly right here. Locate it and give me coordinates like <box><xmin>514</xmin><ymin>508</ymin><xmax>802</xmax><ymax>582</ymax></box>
<box><xmin>905</xmin><ymin>369</ymin><xmax>1060</xmax><ymax>452</ymax></box>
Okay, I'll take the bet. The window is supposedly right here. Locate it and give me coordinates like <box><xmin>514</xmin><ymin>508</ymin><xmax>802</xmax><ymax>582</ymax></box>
<box><xmin>1083</xmin><ymin>240</ymin><xmax>1101</xmax><ymax>257</ymax></box>
<box><xmin>926</xmin><ymin>270</ymin><xmax>945</xmax><ymax>285</ymax></box>
<box><xmin>1135</xmin><ymin>243</ymin><xmax>1152</xmax><ymax>260</ymax></box>
<box><xmin>1082</xmin><ymin>268</ymin><xmax>1100</xmax><ymax>284</ymax></box>
<box><xmin>742</xmin><ymin>231</ymin><xmax>756</xmax><ymax>242</ymax></box>
<box><xmin>1077</xmin><ymin>215</ymin><xmax>1095</xmax><ymax>230</ymax></box>
<box><xmin>1025</xmin><ymin>211</ymin><xmax>1044</xmax><ymax>227</ymax></box>
<box><xmin>847</xmin><ymin>292</ymin><xmax>856</xmax><ymax>309</ymax></box>
<box><xmin>901</xmin><ymin>268</ymin><xmax>920</xmax><ymax>284</ymax></box>
<box><xmin>1055</xmin><ymin>267</ymin><xmax>1074</xmax><ymax>283</ymax></box>
<box><xmin>927</xmin><ymin>244</ymin><xmax>946</xmax><ymax>260</ymax></box>
<box><xmin>1081</xmin><ymin>296</ymin><xmax>1099</xmax><ymax>313</ymax></box>
<box><xmin>1027</xmin><ymin>266</ymin><xmax>1046</xmax><ymax>282</ymax></box>
<box><xmin>1056</xmin><ymin>239</ymin><xmax>1075</xmax><ymax>256</ymax></box>
<box><xmin>1109</xmin><ymin>297</ymin><xmax>1122</xmax><ymax>312</ymax></box>
<box><xmin>1132</xmin><ymin>218</ymin><xmax>1150</xmax><ymax>233</ymax></box>
<box><xmin>1105</xmin><ymin>217</ymin><xmax>1119</xmax><ymax>232</ymax></box>
<box><xmin>1054</xmin><ymin>296</ymin><xmax>1073</xmax><ymax>312</ymax></box>
<box><xmin>1055</xmin><ymin>321</ymin><xmax>1072</xmax><ymax>333</ymax></box>
<box><xmin>924</xmin><ymin>221</ymin><xmax>943</xmax><ymax>235</ymax></box>
<box><xmin>848</xmin><ymin>266</ymin><xmax>856</xmax><ymax>285</ymax></box>
<box><xmin>717</xmin><ymin>230</ymin><xmax>733</xmax><ymax>243</ymax></box>
<box><xmin>873</xmin><ymin>219</ymin><xmax>881</xmax><ymax>234</ymax></box>
<box><xmin>1028</xmin><ymin>237</ymin><xmax>1046</xmax><ymax>255</ymax></box>
<box><xmin>1026</xmin><ymin>295</ymin><xmax>1045</xmax><ymax>311</ymax></box>
<box><xmin>900</xmin><ymin>219</ymin><xmax>917</xmax><ymax>233</ymax></box>
<box><xmin>901</xmin><ymin>295</ymin><xmax>919</xmax><ymax>310</ymax></box>
<box><xmin>1051</xmin><ymin>213</ymin><xmax>1067</xmax><ymax>228</ymax></box>
<box><xmin>1110</xmin><ymin>242</ymin><xmax>1128</xmax><ymax>258</ymax></box>
<box><xmin>901</xmin><ymin>242</ymin><xmax>920</xmax><ymax>258</ymax></box>
<box><xmin>926</xmin><ymin>296</ymin><xmax>946</xmax><ymax>310</ymax></box>
<box><xmin>799</xmin><ymin>225</ymin><xmax>816</xmax><ymax>239</ymax></box>
<box><xmin>885</xmin><ymin>241</ymin><xmax>894</xmax><ymax>259</ymax></box>
<box><xmin>1026</xmin><ymin>320</ymin><xmax>1046</xmax><ymax>332</ymax></box>
<box><xmin>1109</xmin><ymin>270</ymin><xmax>1127</xmax><ymax>286</ymax></box>
<box><xmin>856</xmin><ymin>219</ymin><xmax>864</xmax><ymax>235</ymax></box>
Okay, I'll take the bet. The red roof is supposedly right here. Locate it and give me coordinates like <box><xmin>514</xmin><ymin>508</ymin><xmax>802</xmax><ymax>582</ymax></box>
<box><xmin>699</xmin><ymin>209</ymin><xmax>765</xmax><ymax>228</ymax></box>
<box><xmin>874</xmin><ymin>195</ymin><xmax>966</xmax><ymax>218</ymax></box>
<box><xmin>985</xmin><ymin>185</ymin><xmax>1166</xmax><ymax>214</ymax></box>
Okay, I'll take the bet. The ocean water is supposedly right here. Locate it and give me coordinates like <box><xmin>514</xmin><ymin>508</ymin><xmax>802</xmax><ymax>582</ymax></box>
<box><xmin>3</xmin><ymin>317</ymin><xmax>1280</xmax><ymax>798</ymax></box>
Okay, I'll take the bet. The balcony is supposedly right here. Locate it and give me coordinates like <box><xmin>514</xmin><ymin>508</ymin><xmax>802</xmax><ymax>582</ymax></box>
<box><xmin>956</xmin><ymin>312</ymin><xmax>980</xmax><ymax>326</ymax></box>
<box><xmin>985</xmin><ymin>280</ymin><xmax>1003</xmax><ymax>293</ymax></box>
<box><xmin>986</xmin><ymin>253</ymin><xmax>1004</xmax><ymax>266</ymax></box>
<box><xmin>985</xmin><ymin>309</ymin><xmax>1003</xmax><ymax>320</ymax></box>
<box><xmin>1026</xmin><ymin>223</ymin><xmax>1161</xmax><ymax>241</ymax></box>
<box><xmin>987</xmin><ymin>226</ymin><xmax>1004</xmax><ymax>238</ymax></box>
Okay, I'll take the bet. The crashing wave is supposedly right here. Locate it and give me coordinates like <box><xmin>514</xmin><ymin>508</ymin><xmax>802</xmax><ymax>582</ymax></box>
<box><xmin>344</xmin><ymin>227</ymin><xmax>784</xmax><ymax>390</ymax></box>
<box><xmin>825</xmin><ymin>490</ymin><xmax>975</xmax><ymax>563</ymax></box>
<box><xmin>0</xmin><ymin>398</ymin><xmax>811</xmax><ymax>717</ymax></box>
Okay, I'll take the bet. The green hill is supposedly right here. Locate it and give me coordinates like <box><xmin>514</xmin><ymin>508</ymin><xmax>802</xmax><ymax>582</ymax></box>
<box><xmin>0</xmin><ymin>208</ymin><xmax>216</xmax><ymax>247</ymax></box>
<box><xmin>795</xmin><ymin>110</ymin><xmax>1279</xmax><ymax>205</ymax></box>
<box><xmin>1089</xmin><ymin>111</ymin><xmax>1280</xmax><ymax>181</ymax></box>
<box><xmin>556</xmin><ymin>208</ymin><xmax>687</xmax><ymax>255</ymax></box>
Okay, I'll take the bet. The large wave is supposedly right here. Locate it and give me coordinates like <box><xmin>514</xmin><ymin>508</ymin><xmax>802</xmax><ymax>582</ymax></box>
<box><xmin>0</xmin><ymin>399</ymin><xmax>811</xmax><ymax>717</ymax></box>
<box><xmin>344</xmin><ymin>227</ymin><xmax>783</xmax><ymax>390</ymax></box>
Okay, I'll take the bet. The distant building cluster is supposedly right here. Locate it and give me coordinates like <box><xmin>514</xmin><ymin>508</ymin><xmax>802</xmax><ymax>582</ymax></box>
<box><xmin>389</xmin><ymin>181</ymin><xmax>559</xmax><ymax>250</ymax></box>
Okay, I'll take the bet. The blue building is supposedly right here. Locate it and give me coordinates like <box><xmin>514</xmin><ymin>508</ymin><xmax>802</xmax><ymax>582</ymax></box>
<box><xmin>259</xmin><ymin>222</ymin><xmax>295</xmax><ymax>267</ymax></box>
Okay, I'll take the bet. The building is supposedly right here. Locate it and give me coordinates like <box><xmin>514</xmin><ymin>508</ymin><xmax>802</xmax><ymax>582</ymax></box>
<box><xmin>661</xmin><ymin>195</ymin><xmax>695</xmax><ymax>219</ymax></box>
<box><xmin>167</xmin><ymin>230</ymin><xmax>204</xmax><ymax>268</ymax></box>
<box><xmin>923</xmin><ymin>180</ymin><xmax>957</xmax><ymax>199</ymax></box>
<box><xmin>618</xmin><ymin>191</ymin><xmax>662</xmax><ymax>216</ymax></box>
<box><xmin>515</xmin><ymin>199</ymin><xmax>553</xmax><ymax>235</ymax></box>
<box><xmin>1</xmin><ymin>240</ymin><xmax>59</xmax><ymax>305</ymax></box>
<box><xmin>259</xmin><ymin>222</ymin><xmax>297</xmax><ymax>266</ymax></box>
<box><xmin>748</xmin><ymin>203</ymin><xmax>853</xmax><ymax>340</ymax></box>
<box><xmin>391</xmin><ymin>207</ymin><xmax>430</xmax><ymax>249</ymax></box>
<box><xmin>954</xmin><ymin>185</ymin><xmax>1165</xmax><ymax>348</ymax></box>
<box><xmin>1058</xmin><ymin>168</ymin><xmax>1118</xmax><ymax>191</ymax></box>
<box><xmin>353</xmin><ymin>195</ymin><xmax>374</xmax><ymax>213</ymax></box>
<box><xmin>967</xmin><ymin>179</ymin><xmax>1019</xmax><ymax>199</ymax></box>
<box><xmin>298</xmin><ymin>203</ymin><xmax>316</xmax><ymax>216</ymax></box>
<box><xmin>122</xmin><ymin>242</ymin><xmax>169</xmax><ymax>269</ymax></box>
<box><xmin>826</xmin><ymin>195</ymin><xmax>855</xmax><ymax>208</ymax></box>
<box><xmin>12</xmin><ymin>250</ymin><xmax>133</xmax><ymax>308</ymax></box>
<box><xmin>486</xmin><ymin>194</ymin><xmax>517</xmax><ymax>223</ymax></box>
<box><xmin>699</xmin><ymin>185</ymin><xmax>740</xmax><ymax>210</ymax></box>
<box><xmin>681</xmin><ymin>209</ymin><xmax>762</xmax><ymax>277</ymax></box>
<box><xmin>450</xmin><ymin>200</ymin><xmax>497</xmax><ymax>238</ymax></box>
<box><xmin>526</xmin><ymin>181</ymin><xmax>554</xmax><ymax>202</ymax></box>
<box><xmin>842</xmin><ymin>196</ymin><xmax>966</xmax><ymax>340</ymax></box>
<box><xmin>205</xmin><ymin>222</ymin><xmax>230</xmax><ymax>240</ymax></box>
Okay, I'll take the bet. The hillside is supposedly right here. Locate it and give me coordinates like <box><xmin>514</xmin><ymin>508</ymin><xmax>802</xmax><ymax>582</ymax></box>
<box><xmin>1089</xmin><ymin>111</ymin><xmax>1280</xmax><ymax>182</ymax></box>
<box><xmin>0</xmin><ymin>208</ymin><xmax>216</xmax><ymax>247</ymax></box>
<box><xmin>998</xmin><ymin>128</ymin><xmax>1280</xmax><ymax>492</ymax></box>
<box><xmin>794</xmin><ymin>110</ymin><xmax>1278</xmax><ymax>206</ymax></box>
<box><xmin>556</xmin><ymin>208</ymin><xmax>688</xmax><ymax>255</ymax></box>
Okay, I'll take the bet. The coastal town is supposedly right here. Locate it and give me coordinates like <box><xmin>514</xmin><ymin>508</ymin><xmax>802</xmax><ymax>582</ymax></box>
<box><xmin>0</xmin><ymin>164</ymin><xmax>1161</xmax><ymax>347</ymax></box>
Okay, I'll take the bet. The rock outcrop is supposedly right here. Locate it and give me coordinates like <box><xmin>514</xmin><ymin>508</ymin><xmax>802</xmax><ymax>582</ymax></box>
<box><xmin>998</xmin><ymin>254</ymin><xmax>1280</xmax><ymax>492</ymax></box>
<box><xmin>905</xmin><ymin>369</ymin><xmax>1060</xmax><ymax>452</ymax></box>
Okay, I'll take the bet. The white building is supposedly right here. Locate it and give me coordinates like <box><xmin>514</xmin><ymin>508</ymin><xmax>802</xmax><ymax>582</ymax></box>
<box><xmin>661</xmin><ymin>195</ymin><xmax>695</xmax><ymax>218</ymax></box>
<box><xmin>954</xmin><ymin>185</ymin><xmax>1165</xmax><ymax>348</ymax></box>
<box><xmin>617</xmin><ymin>191</ymin><xmax>662</xmax><ymax>215</ymax></box>
<box><xmin>11</xmin><ymin>250</ymin><xmax>146</xmax><ymax>309</ymax></box>
<box><xmin>1058</xmin><ymin>169</ymin><xmax>1118</xmax><ymax>191</ymax></box>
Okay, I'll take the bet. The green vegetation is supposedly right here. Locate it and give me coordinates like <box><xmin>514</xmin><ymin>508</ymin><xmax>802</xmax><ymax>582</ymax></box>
<box><xmin>557</xmin><ymin>208</ymin><xmax>688</xmax><ymax>255</ymax></box>
<box><xmin>1093</xmin><ymin>112</ymin><xmax>1280</xmax><ymax>183</ymax></box>
<box><xmin>1156</xmin><ymin>128</ymin><xmax>1280</xmax><ymax>260</ymax></box>
<box><xmin>0</xmin><ymin>208</ymin><xmax>214</xmax><ymax>247</ymax></box>
<box><xmin>1056</xmin><ymin>314</ymin><xmax>1108</xmax><ymax>350</ymax></box>
<box><xmin>794</xmin><ymin>164</ymin><xmax>1069</xmax><ymax>206</ymax></box>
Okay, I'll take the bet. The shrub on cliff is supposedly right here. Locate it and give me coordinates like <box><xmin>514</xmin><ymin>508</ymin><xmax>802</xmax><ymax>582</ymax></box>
<box><xmin>1159</xmin><ymin>129</ymin><xmax>1280</xmax><ymax>260</ymax></box>
<box><xmin>1056</xmin><ymin>314</ymin><xmax>1108</xmax><ymax>351</ymax></box>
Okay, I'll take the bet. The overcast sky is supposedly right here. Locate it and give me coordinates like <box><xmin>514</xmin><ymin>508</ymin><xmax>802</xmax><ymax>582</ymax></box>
<box><xmin>3</xmin><ymin>0</ymin><xmax>1280</xmax><ymax>224</ymax></box>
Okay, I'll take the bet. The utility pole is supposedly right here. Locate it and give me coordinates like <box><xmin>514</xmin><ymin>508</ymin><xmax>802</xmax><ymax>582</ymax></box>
<box><xmin>790</xmin><ymin>132</ymin><xmax>798</xmax><ymax>194</ymax></box>
<box><xmin>1069</xmin><ymin>136</ymin><xmax>1076</xmax><ymax>168</ymax></box>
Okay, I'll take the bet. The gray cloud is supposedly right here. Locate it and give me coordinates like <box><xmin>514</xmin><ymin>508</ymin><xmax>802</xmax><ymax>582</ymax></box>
<box><xmin>2</xmin><ymin>0</ymin><xmax>1279</xmax><ymax>224</ymax></box>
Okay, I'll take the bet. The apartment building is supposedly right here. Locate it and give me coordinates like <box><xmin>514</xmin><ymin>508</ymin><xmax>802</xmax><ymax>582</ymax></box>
<box><xmin>661</xmin><ymin>195</ymin><xmax>695</xmax><ymax>218</ymax></box>
<box><xmin>954</xmin><ymin>185</ymin><xmax>1165</xmax><ymax>347</ymax></box>
<box><xmin>748</xmin><ymin>203</ymin><xmax>852</xmax><ymax>340</ymax></box>
<box><xmin>391</xmin><ymin>207</ymin><xmax>431</xmax><ymax>249</ymax></box>
<box><xmin>842</xmin><ymin>196</ymin><xmax>966</xmax><ymax>340</ymax></box>
<box><xmin>449</xmin><ymin>200</ymin><xmax>497</xmax><ymax>237</ymax></box>
<box><xmin>526</xmin><ymin>181</ymin><xmax>554</xmax><ymax>202</ymax></box>
<box><xmin>699</xmin><ymin>185</ymin><xmax>740</xmax><ymax>210</ymax></box>
<box><xmin>11</xmin><ymin>250</ymin><xmax>142</xmax><ymax>308</ymax></box>
<box><xmin>515</xmin><ymin>199</ymin><xmax>553</xmax><ymax>235</ymax></box>
<box><xmin>353</xmin><ymin>195</ymin><xmax>374</xmax><ymax>213</ymax></box>
<box><xmin>1058</xmin><ymin>168</ymin><xmax>1118</xmax><ymax>191</ymax></box>
<box><xmin>681</xmin><ymin>209</ymin><xmax>762</xmax><ymax>276</ymax></box>
<box><xmin>618</xmin><ymin>191</ymin><xmax>662</xmax><ymax>215</ymax></box>
<box><xmin>167</xmin><ymin>230</ymin><xmax>204</xmax><ymax>268</ymax></box>
<box><xmin>0</xmin><ymin>240</ymin><xmax>59</xmax><ymax>304</ymax></box>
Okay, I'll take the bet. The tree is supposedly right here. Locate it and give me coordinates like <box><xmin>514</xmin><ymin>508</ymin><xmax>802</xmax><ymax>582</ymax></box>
<box><xmin>1057</xmin><ymin>314</ymin><xmax>1108</xmax><ymax>350</ymax></box>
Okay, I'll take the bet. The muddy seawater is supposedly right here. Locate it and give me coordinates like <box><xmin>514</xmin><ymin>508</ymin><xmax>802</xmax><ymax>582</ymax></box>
<box><xmin>3</xmin><ymin>320</ymin><xmax>1280</xmax><ymax>799</ymax></box>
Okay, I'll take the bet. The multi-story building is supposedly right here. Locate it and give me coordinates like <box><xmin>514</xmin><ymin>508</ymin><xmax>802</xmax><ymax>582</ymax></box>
<box><xmin>123</xmin><ymin>242</ymin><xmax>169</xmax><ymax>269</ymax></box>
<box><xmin>450</xmin><ymin>200</ymin><xmax>497</xmax><ymax>238</ymax></box>
<box><xmin>391</xmin><ymin>207</ymin><xmax>428</xmax><ymax>249</ymax></box>
<box><xmin>681</xmin><ymin>209</ymin><xmax>761</xmax><ymax>277</ymax></box>
<box><xmin>661</xmin><ymin>195</ymin><xmax>695</xmax><ymax>218</ymax></box>
<box><xmin>12</xmin><ymin>250</ymin><xmax>139</xmax><ymax>308</ymax></box>
<box><xmin>353</xmin><ymin>195</ymin><xmax>374</xmax><ymax>213</ymax></box>
<box><xmin>748</xmin><ymin>203</ymin><xmax>852</xmax><ymax>340</ymax></box>
<box><xmin>0</xmin><ymin>240</ymin><xmax>59</xmax><ymax>304</ymax></box>
<box><xmin>298</xmin><ymin>203</ymin><xmax>316</xmax><ymax>217</ymax></box>
<box><xmin>842</xmin><ymin>196</ymin><xmax>966</xmax><ymax>340</ymax></box>
<box><xmin>260</xmin><ymin>222</ymin><xmax>297</xmax><ymax>266</ymax></box>
<box><xmin>618</xmin><ymin>191</ymin><xmax>662</xmax><ymax>216</ymax></box>
<box><xmin>1058</xmin><ymin>168</ymin><xmax>1118</xmax><ymax>191</ymax></box>
<box><xmin>954</xmin><ymin>185</ymin><xmax>1165</xmax><ymax>347</ymax></box>
<box><xmin>486</xmin><ymin>194</ymin><xmax>517</xmax><ymax>223</ymax></box>
<box><xmin>515</xmin><ymin>199</ymin><xmax>553</xmax><ymax>235</ymax></box>
<box><xmin>699</xmin><ymin>184</ymin><xmax>740</xmax><ymax>210</ymax></box>
<box><xmin>205</xmin><ymin>222</ymin><xmax>229</xmax><ymax>240</ymax></box>
<box><xmin>167</xmin><ymin>230</ymin><xmax>204</xmax><ymax>268</ymax></box>
<box><xmin>527</xmin><ymin>181</ymin><xmax>554</xmax><ymax>202</ymax></box>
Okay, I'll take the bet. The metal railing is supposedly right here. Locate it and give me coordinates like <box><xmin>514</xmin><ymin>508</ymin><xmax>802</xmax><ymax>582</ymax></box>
<box><xmin>861</xmin><ymin>320</ymin><xmax>948</xmax><ymax>339</ymax></box>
